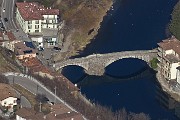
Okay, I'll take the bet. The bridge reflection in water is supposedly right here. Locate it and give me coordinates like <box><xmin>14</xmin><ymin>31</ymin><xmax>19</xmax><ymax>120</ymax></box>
<box><xmin>77</xmin><ymin>67</ymin><xmax>156</xmax><ymax>87</ymax></box>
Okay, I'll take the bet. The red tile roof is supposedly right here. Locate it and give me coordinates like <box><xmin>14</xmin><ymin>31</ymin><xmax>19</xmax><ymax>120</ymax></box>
<box><xmin>158</xmin><ymin>37</ymin><xmax>180</xmax><ymax>55</ymax></box>
<box><xmin>16</xmin><ymin>2</ymin><xmax>59</xmax><ymax>21</ymax></box>
<box><xmin>6</xmin><ymin>32</ymin><xmax>16</xmax><ymax>41</ymax></box>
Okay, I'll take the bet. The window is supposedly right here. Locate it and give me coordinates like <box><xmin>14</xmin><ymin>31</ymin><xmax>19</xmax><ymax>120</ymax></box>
<box><xmin>28</xmin><ymin>25</ymin><xmax>32</xmax><ymax>29</ymax></box>
<box><xmin>35</xmin><ymin>30</ymin><xmax>39</xmax><ymax>33</ymax></box>
<box><xmin>35</xmin><ymin>20</ymin><xmax>39</xmax><ymax>24</ymax></box>
<box><xmin>14</xmin><ymin>100</ymin><xmax>16</xmax><ymax>103</ymax></box>
<box><xmin>28</xmin><ymin>21</ymin><xmax>32</xmax><ymax>24</ymax></box>
<box><xmin>35</xmin><ymin>25</ymin><xmax>39</xmax><ymax>29</ymax></box>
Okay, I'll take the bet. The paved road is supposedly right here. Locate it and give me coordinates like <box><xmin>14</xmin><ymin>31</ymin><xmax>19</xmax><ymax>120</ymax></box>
<box><xmin>1</xmin><ymin>0</ymin><xmax>16</xmax><ymax>31</ymax></box>
<box><xmin>1</xmin><ymin>0</ymin><xmax>31</xmax><ymax>41</ymax></box>
<box><xmin>6</xmin><ymin>75</ymin><xmax>61</xmax><ymax>104</ymax></box>
<box><xmin>4</xmin><ymin>73</ymin><xmax>79</xmax><ymax>112</ymax></box>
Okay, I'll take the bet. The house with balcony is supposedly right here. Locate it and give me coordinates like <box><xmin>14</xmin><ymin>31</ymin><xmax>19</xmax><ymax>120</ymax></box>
<box><xmin>157</xmin><ymin>37</ymin><xmax>180</xmax><ymax>82</ymax></box>
<box><xmin>16</xmin><ymin>2</ymin><xmax>60</xmax><ymax>48</ymax></box>
<box><xmin>16</xmin><ymin>2</ymin><xmax>59</xmax><ymax>34</ymax></box>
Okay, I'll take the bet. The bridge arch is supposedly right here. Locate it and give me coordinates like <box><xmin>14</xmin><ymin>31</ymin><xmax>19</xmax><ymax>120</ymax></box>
<box><xmin>105</xmin><ymin>55</ymin><xmax>150</xmax><ymax>67</ymax></box>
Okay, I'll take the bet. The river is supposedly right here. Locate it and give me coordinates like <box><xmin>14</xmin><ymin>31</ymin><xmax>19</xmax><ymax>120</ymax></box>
<box><xmin>62</xmin><ymin>0</ymin><xmax>179</xmax><ymax>119</ymax></box>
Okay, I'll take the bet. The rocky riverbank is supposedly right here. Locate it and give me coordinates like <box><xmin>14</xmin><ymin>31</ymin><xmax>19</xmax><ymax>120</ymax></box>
<box><xmin>54</xmin><ymin>0</ymin><xmax>114</xmax><ymax>61</ymax></box>
<box><xmin>156</xmin><ymin>70</ymin><xmax>180</xmax><ymax>102</ymax></box>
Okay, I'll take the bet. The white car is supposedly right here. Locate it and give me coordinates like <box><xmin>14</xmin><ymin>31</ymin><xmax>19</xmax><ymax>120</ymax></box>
<box><xmin>2</xmin><ymin>8</ymin><xmax>5</xmax><ymax>12</ymax></box>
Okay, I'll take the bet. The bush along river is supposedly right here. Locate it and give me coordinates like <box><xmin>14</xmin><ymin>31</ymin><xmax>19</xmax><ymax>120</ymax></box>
<box><xmin>61</xmin><ymin>0</ymin><xmax>179</xmax><ymax>119</ymax></box>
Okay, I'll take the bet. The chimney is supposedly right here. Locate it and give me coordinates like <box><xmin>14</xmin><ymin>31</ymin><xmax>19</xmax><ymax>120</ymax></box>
<box><xmin>24</xmin><ymin>42</ymin><xmax>25</xmax><ymax>44</ymax></box>
<box><xmin>54</xmin><ymin>114</ymin><xmax>56</xmax><ymax>116</ymax></box>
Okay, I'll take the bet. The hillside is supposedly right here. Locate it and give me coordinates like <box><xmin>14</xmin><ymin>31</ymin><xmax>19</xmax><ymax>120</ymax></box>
<box><xmin>169</xmin><ymin>0</ymin><xmax>180</xmax><ymax>39</ymax></box>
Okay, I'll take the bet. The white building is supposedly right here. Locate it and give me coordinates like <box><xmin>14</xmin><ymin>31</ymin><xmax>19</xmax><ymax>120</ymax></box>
<box><xmin>30</xmin><ymin>35</ymin><xmax>43</xmax><ymax>49</ymax></box>
<box><xmin>157</xmin><ymin>37</ymin><xmax>180</xmax><ymax>81</ymax></box>
<box><xmin>16</xmin><ymin>2</ymin><xmax>59</xmax><ymax>34</ymax></box>
<box><xmin>0</xmin><ymin>83</ymin><xmax>17</xmax><ymax>110</ymax></box>
<box><xmin>0</xmin><ymin>31</ymin><xmax>21</xmax><ymax>52</ymax></box>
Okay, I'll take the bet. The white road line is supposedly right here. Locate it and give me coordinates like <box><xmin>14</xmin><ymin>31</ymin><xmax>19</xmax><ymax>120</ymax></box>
<box><xmin>11</xmin><ymin>0</ymin><xmax>17</xmax><ymax>29</ymax></box>
<box><xmin>1</xmin><ymin>0</ymin><xmax>7</xmax><ymax>30</ymax></box>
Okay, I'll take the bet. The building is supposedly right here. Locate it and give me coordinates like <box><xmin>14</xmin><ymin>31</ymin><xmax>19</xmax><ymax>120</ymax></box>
<box><xmin>176</xmin><ymin>66</ymin><xmax>180</xmax><ymax>84</ymax></box>
<box><xmin>16</xmin><ymin>104</ymin><xmax>84</xmax><ymax>120</ymax></box>
<box><xmin>0</xmin><ymin>31</ymin><xmax>20</xmax><ymax>52</ymax></box>
<box><xmin>14</xmin><ymin>41</ymin><xmax>37</xmax><ymax>60</ymax></box>
<box><xmin>0</xmin><ymin>83</ymin><xmax>17</xmax><ymax>110</ymax></box>
<box><xmin>157</xmin><ymin>37</ymin><xmax>180</xmax><ymax>81</ymax></box>
<box><xmin>46</xmin><ymin>104</ymin><xmax>84</xmax><ymax>120</ymax></box>
<box><xmin>16</xmin><ymin>108</ymin><xmax>44</xmax><ymax>120</ymax></box>
<box><xmin>42</xmin><ymin>28</ymin><xmax>58</xmax><ymax>48</ymax></box>
<box><xmin>16</xmin><ymin>2</ymin><xmax>59</xmax><ymax>34</ymax></box>
<box><xmin>30</xmin><ymin>35</ymin><xmax>43</xmax><ymax>50</ymax></box>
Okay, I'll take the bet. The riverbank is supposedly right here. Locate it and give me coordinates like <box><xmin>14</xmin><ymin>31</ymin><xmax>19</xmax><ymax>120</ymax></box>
<box><xmin>54</xmin><ymin>0</ymin><xmax>114</xmax><ymax>61</ymax></box>
<box><xmin>156</xmin><ymin>70</ymin><xmax>180</xmax><ymax>102</ymax></box>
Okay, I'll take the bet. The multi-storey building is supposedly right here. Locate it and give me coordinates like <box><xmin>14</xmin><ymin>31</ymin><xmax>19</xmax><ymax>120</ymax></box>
<box><xmin>157</xmin><ymin>37</ymin><xmax>180</xmax><ymax>81</ymax></box>
<box><xmin>16</xmin><ymin>2</ymin><xmax>59</xmax><ymax>34</ymax></box>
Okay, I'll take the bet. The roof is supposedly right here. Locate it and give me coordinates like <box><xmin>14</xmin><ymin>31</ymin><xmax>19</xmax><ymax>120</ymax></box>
<box><xmin>46</xmin><ymin>104</ymin><xmax>84</xmax><ymax>120</ymax></box>
<box><xmin>50</xmin><ymin>104</ymin><xmax>72</xmax><ymax>115</ymax></box>
<box><xmin>25</xmin><ymin>41</ymin><xmax>35</xmax><ymax>49</ymax></box>
<box><xmin>6</xmin><ymin>31</ymin><xmax>16</xmax><ymax>41</ymax></box>
<box><xmin>16</xmin><ymin>108</ymin><xmax>44</xmax><ymax>119</ymax></box>
<box><xmin>14</xmin><ymin>41</ymin><xmax>37</xmax><ymax>56</ymax></box>
<box><xmin>0</xmin><ymin>83</ymin><xmax>17</xmax><ymax>101</ymax></box>
<box><xmin>158</xmin><ymin>37</ymin><xmax>180</xmax><ymax>55</ymax></box>
<box><xmin>165</xmin><ymin>54</ymin><xmax>180</xmax><ymax>63</ymax></box>
<box><xmin>16</xmin><ymin>2</ymin><xmax>59</xmax><ymax>21</ymax></box>
<box><xmin>42</xmin><ymin>28</ymin><xmax>58</xmax><ymax>37</ymax></box>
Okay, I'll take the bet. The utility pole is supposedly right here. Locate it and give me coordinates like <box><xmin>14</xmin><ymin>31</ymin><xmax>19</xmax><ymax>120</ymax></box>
<box><xmin>54</xmin><ymin>86</ymin><xmax>57</xmax><ymax>104</ymax></box>
<box><xmin>36</xmin><ymin>85</ymin><xmax>39</xmax><ymax>94</ymax></box>
<box><xmin>39</xmin><ymin>102</ymin><xmax>42</xmax><ymax>112</ymax></box>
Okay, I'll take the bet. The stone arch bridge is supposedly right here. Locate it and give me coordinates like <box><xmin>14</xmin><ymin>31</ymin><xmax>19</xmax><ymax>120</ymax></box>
<box><xmin>54</xmin><ymin>50</ymin><xmax>157</xmax><ymax>76</ymax></box>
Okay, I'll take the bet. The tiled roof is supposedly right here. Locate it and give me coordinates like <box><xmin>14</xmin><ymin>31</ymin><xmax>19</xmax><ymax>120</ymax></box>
<box><xmin>6</xmin><ymin>32</ymin><xmax>16</xmax><ymax>41</ymax></box>
<box><xmin>16</xmin><ymin>108</ymin><xmax>44</xmax><ymax>119</ymax></box>
<box><xmin>16</xmin><ymin>2</ymin><xmax>59</xmax><ymax>21</ymax></box>
<box><xmin>0</xmin><ymin>83</ymin><xmax>17</xmax><ymax>101</ymax></box>
<box><xmin>158</xmin><ymin>37</ymin><xmax>180</xmax><ymax>55</ymax></box>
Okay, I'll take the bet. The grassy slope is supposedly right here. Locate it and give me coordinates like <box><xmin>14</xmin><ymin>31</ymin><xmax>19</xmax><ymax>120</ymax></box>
<box><xmin>57</xmin><ymin>0</ymin><xmax>113</xmax><ymax>56</ymax></box>
<box><xmin>169</xmin><ymin>0</ymin><xmax>180</xmax><ymax>39</ymax></box>
<box><xmin>0</xmin><ymin>52</ymin><xmax>19</xmax><ymax>73</ymax></box>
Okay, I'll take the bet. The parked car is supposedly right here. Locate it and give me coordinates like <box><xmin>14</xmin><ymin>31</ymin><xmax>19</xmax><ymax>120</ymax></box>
<box><xmin>4</xmin><ymin>18</ymin><xmax>8</xmax><ymax>22</ymax></box>
<box><xmin>53</xmin><ymin>46</ymin><xmax>61</xmax><ymax>51</ymax></box>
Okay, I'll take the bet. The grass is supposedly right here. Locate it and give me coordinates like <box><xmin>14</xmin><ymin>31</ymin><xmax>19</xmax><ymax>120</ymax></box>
<box><xmin>0</xmin><ymin>52</ymin><xmax>19</xmax><ymax>73</ymax></box>
<box><xmin>11</xmin><ymin>84</ymin><xmax>51</xmax><ymax>114</ymax></box>
<box><xmin>150</xmin><ymin>58</ymin><xmax>159</xmax><ymax>69</ymax></box>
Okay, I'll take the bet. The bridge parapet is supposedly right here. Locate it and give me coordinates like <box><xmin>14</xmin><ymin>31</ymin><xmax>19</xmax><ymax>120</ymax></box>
<box><xmin>54</xmin><ymin>50</ymin><xmax>157</xmax><ymax>76</ymax></box>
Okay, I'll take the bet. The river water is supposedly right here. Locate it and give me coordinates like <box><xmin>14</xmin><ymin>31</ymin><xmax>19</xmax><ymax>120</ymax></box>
<box><xmin>62</xmin><ymin>0</ymin><xmax>179</xmax><ymax>119</ymax></box>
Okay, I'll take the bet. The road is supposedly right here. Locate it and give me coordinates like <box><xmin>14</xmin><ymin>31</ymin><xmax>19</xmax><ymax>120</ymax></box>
<box><xmin>3</xmin><ymin>73</ymin><xmax>78</xmax><ymax>113</ymax></box>
<box><xmin>6</xmin><ymin>75</ymin><xmax>61</xmax><ymax>104</ymax></box>
<box><xmin>1</xmin><ymin>0</ymin><xmax>16</xmax><ymax>31</ymax></box>
<box><xmin>1</xmin><ymin>0</ymin><xmax>31</xmax><ymax>41</ymax></box>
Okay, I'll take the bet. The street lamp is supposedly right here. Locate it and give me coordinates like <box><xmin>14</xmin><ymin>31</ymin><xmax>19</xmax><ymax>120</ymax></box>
<box><xmin>54</xmin><ymin>86</ymin><xmax>57</xmax><ymax>104</ymax></box>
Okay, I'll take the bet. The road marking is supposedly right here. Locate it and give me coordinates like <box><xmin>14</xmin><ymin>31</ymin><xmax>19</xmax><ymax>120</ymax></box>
<box><xmin>1</xmin><ymin>0</ymin><xmax>7</xmax><ymax>30</ymax></box>
<box><xmin>11</xmin><ymin>0</ymin><xmax>17</xmax><ymax>29</ymax></box>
